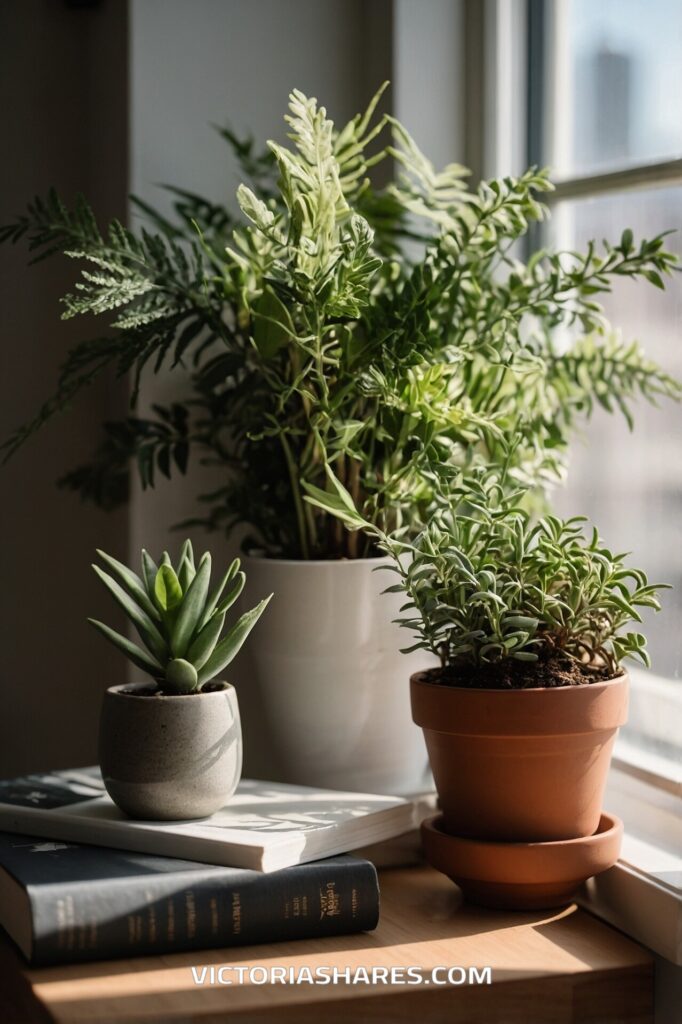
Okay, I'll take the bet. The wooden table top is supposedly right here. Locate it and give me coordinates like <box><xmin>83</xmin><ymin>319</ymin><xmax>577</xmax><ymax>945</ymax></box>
<box><xmin>0</xmin><ymin>866</ymin><xmax>653</xmax><ymax>1024</ymax></box>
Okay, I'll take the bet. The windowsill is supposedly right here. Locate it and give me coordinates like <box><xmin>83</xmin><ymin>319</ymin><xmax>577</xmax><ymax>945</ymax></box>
<box><xmin>582</xmin><ymin>667</ymin><xmax>682</xmax><ymax>963</ymax></box>
<box><xmin>612</xmin><ymin>739</ymin><xmax>682</xmax><ymax>798</ymax></box>
<box><xmin>0</xmin><ymin>866</ymin><xmax>654</xmax><ymax>1024</ymax></box>
<box><xmin>578</xmin><ymin>765</ymin><xmax>682</xmax><ymax>965</ymax></box>
<box><xmin>619</xmin><ymin>668</ymin><xmax>682</xmax><ymax>785</ymax></box>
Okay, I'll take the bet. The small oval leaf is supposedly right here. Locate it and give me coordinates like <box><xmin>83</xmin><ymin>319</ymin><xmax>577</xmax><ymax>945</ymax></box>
<box><xmin>154</xmin><ymin>565</ymin><xmax>183</xmax><ymax>611</ymax></box>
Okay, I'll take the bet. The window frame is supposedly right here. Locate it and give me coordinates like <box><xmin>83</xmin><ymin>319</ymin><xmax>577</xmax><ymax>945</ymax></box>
<box><xmin>525</xmin><ymin>0</ymin><xmax>682</xmax><ymax>792</ymax></box>
<box><xmin>476</xmin><ymin>0</ymin><xmax>681</xmax><ymax>783</ymax></box>
<box><xmin>527</xmin><ymin>0</ymin><xmax>682</xmax><ymax>193</ymax></box>
<box><xmin>471</xmin><ymin>0</ymin><xmax>682</xmax><ymax>963</ymax></box>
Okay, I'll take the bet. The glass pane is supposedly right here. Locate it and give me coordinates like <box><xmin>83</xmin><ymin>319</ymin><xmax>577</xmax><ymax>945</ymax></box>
<box><xmin>545</xmin><ymin>0</ymin><xmax>682</xmax><ymax>177</ymax></box>
<box><xmin>547</xmin><ymin>188</ymin><xmax>682</xmax><ymax>757</ymax></box>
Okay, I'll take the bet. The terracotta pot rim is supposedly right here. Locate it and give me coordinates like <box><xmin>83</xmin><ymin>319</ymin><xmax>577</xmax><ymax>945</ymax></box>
<box><xmin>410</xmin><ymin>669</ymin><xmax>628</xmax><ymax>694</ymax></box>
<box><xmin>411</xmin><ymin>670</ymin><xmax>629</xmax><ymax>735</ymax></box>
<box><xmin>105</xmin><ymin>681</ymin><xmax>232</xmax><ymax>700</ymax></box>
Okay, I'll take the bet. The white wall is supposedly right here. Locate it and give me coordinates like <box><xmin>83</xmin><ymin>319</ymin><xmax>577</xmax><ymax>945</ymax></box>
<box><xmin>393</xmin><ymin>0</ymin><xmax>465</xmax><ymax>169</ymax></box>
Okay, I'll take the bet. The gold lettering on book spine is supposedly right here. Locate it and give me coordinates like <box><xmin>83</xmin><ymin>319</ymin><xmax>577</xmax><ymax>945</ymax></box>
<box><xmin>232</xmin><ymin>891</ymin><xmax>242</xmax><ymax>934</ymax></box>
<box><xmin>319</xmin><ymin>880</ymin><xmax>341</xmax><ymax>919</ymax></box>
<box><xmin>185</xmin><ymin>891</ymin><xmax>196</xmax><ymax>939</ymax></box>
<box><xmin>209</xmin><ymin>896</ymin><xmax>219</xmax><ymax>935</ymax></box>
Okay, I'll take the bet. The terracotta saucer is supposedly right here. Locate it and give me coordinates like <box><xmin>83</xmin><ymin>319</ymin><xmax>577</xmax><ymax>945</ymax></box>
<box><xmin>421</xmin><ymin>811</ymin><xmax>622</xmax><ymax>910</ymax></box>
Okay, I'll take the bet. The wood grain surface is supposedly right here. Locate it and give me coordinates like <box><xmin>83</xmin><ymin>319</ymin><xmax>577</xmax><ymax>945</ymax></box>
<box><xmin>0</xmin><ymin>866</ymin><xmax>653</xmax><ymax>1023</ymax></box>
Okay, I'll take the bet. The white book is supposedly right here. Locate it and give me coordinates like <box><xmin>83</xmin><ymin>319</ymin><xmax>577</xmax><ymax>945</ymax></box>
<box><xmin>0</xmin><ymin>767</ymin><xmax>416</xmax><ymax>872</ymax></box>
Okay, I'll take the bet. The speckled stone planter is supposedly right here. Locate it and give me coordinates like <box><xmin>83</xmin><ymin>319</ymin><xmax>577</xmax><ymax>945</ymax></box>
<box><xmin>99</xmin><ymin>682</ymin><xmax>242</xmax><ymax>820</ymax></box>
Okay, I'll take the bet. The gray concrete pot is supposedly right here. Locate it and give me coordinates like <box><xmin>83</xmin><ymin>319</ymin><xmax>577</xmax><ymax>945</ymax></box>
<box><xmin>99</xmin><ymin>682</ymin><xmax>242</xmax><ymax>820</ymax></box>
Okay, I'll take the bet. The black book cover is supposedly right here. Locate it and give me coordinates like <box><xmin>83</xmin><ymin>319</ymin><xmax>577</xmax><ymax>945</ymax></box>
<box><xmin>0</xmin><ymin>831</ymin><xmax>380</xmax><ymax>965</ymax></box>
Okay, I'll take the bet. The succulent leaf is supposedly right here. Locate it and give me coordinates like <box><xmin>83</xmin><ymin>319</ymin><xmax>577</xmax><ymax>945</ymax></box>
<box><xmin>177</xmin><ymin>538</ymin><xmax>195</xmax><ymax>571</ymax></box>
<box><xmin>92</xmin><ymin>564</ymin><xmax>168</xmax><ymax>664</ymax></box>
<box><xmin>141</xmin><ymin>548</ymin><xmax>158</xmax><ymax>596</ymax></box>
<box><xmin>87</xmin><ymin>618</ymin><xmax>163</xmax><ymax>677</ymax></box>
<box><xmin>171</xmin><ymin>552</ymin><xmax>211</xmax><ymax>657</ymax></box>
<box><xmin>178</xmin><ymin>555</ymin><xmax>196</xmax><ymax>592</ymax></box>
<box><xmin>154</xmin><ymin>564</ymin><xmax>183</xmax><ymax>611</ymax></box>
<box><xmin>165</xmin><ymin>657</ymin><xmax>199</xmax><ymax>693</ymax></box>
<box><xmin>200</xmin><ymin>557</ymin><xmax>240</xmax><ymax>626</ymax></box>
<box><xmin>187</xmin><ymin>610</ymin><xmax>226</xmax><ymax>670</ymax></box>
<box><xmin>96</xmin><ymin>549</ymin><xmax>160</xmax><ymax>622</ymax></box>
<box><xmin>215</xmin><ymin>571</ymin><xmax>246</xmax><ymax>616</ymax></box>
<box><xmin>197</xmin><ymin>594</ymin><xmax>272</xmax><ymax>685</ymax></box>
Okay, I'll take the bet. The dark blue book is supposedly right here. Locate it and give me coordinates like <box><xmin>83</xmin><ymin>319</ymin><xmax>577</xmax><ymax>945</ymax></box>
<box><xmin>0</xmin><ymin>831</ymin><xmax>380</xmax><ymax>965</ymax></box>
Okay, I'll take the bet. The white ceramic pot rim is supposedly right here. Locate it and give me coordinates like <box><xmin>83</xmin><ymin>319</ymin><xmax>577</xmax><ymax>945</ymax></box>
<box><xmin>242</xmin><ymin>552</ymin><xmax>389</xmax><ymax>568</ymax></box>
<box><xmin>106</xmin><ymin>682</ymin><xmax>232</xmax><ymax>700</ymax></box>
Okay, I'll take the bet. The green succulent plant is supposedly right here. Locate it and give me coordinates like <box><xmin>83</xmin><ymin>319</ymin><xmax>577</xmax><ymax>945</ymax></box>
<box><xmin>88</xmin><ymin>539</ymin><xmax>271</xmax><ymax>694</ymax></box>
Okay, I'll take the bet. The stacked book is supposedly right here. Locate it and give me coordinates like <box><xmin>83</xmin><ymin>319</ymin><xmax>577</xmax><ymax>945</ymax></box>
<box><xmin>0</xmin><ymin>767</ymin><xmax>421</xmax><ymax>965</ymax></box>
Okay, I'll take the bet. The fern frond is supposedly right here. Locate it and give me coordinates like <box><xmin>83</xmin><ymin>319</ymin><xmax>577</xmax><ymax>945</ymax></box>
<box><xmin>59</xmin><ymin>403</ymin><xmax>193</xmax><ymax>508</ymax></box>
<box><xmin>333</xmin><ymin>81</ymin><xmax>390</xmax><ymax>199</ymax></box>
<box><xmin>386</xmin><ymin>117</ymin><xmax>471</xmax><ymax>229</ymax></box>
<box><xmin>0</xmin><ymin>188</ymin><xmax>102</xmax><ymax>262</ymax></box>
<box><xmin>548</xmin><ymin>332</ymin><xmax>682</xmax><ymax>429</ymax></box>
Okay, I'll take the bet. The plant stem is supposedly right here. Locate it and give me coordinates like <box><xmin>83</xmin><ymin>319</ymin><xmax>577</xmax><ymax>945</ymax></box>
<box><xmin>334</xmin><ymin>454</ymin><xmax>346</xmax><ymax>555</ymax></box>
<box><xmin>279</xmin><ymin>431</ymin><xmax>310</xmax><ymax>559</ymax></box>
<box><xmin>347</xmin><ymin>458</ymin><xmax>361</xmax><ymax>559</ymax></box>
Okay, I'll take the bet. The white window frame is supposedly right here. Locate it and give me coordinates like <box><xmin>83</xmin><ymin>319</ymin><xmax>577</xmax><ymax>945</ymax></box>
<box><xmin>475</xmin><ymin>0</ymin><xmax>682</xmax><ymax>964</ymax></box>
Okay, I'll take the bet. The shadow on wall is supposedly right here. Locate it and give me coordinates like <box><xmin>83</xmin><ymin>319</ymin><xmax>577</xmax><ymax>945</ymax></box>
<box><xmin>0</xmin><ymin>0</ymin><xmax>129</xmax><ymax>777</ymax></box>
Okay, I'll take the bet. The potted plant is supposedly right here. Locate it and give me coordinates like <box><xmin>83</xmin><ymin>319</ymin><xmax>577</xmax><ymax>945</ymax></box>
<box><xmin>91</xmin><ymin>539</ymin><xmax>270</xmax><ymax>820</ymax></box>
<box><xmin>2</xmin><ymin>87</ymin><xmax>678</xmax><ymax>794</ymax></box>
<box><xmin>307</xmin><ymin>463</ymin><xmax>668</xmax><ymax>908</ymax></box>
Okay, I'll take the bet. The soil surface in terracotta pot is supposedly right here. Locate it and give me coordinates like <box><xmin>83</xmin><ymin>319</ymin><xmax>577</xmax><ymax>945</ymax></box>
<box><xmin>411</xmin><ymin>662</ymin><xmax>628</xmax><ymax>842</ymax></box>
<box><xmin>416</xmin><ymin>653</ymin><xmax>615</xmax><ymax>690</ymax></box>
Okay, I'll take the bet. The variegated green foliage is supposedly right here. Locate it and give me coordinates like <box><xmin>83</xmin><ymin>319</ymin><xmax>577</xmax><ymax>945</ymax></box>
<box><xmin>304</xmin><ymin>462</ymin><xmax>667</xmax><ymax>676</ymax></box>
<box><xmin>88</xmin><ymin>540</ymin><xmax>271</xmax><ymax>693</ymax></box>
<box><xmin>1</xmin><ymin>86</ymin><xmax>679</xmax><ymax>559</ymax></box>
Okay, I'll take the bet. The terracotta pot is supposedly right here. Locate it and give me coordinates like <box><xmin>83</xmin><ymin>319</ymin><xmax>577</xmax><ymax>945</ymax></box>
<box><xmin>421</xmin><ymin>811</ymin><xmax>623</xmax><ymax>910</ymax></box>
<box><xmin>411</xmin><ymin>671</ymin><xmax>628</xmax><ymax>842</ymax></box>
<box><xmin>99</xmin><ymin>682</ymin><xmax>242</xmax><ymax>820</ymax></box>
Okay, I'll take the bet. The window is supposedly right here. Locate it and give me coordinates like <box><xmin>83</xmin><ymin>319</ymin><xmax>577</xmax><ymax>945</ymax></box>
<box><xmin>526</xmin><ymin>0</ymin><xmax>682</xmax><ymax>777</ymax></box>
<box><xmin>542</xmin><ymin>0</ymin><xmax>682</xmax><ymax>176</ymax></box>
<box><xmin>472</xmin><ymin>0</ymin><xmax>682</xmax><ymax>962</ymax></box>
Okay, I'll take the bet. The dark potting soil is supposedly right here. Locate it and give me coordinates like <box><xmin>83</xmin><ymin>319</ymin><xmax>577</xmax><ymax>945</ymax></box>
<box><xmin>121</xmin><ymin>681</ymin><xmax>226</xmax><ymax>698</ymax></box>
<box><xmin>420</xmin><ymin>653</ymin><xmax>620</xmax><ymax>690</ymax></box>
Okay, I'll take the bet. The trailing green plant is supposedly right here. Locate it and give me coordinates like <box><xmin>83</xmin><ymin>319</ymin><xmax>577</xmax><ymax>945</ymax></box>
<box><xmin>2</xmin><ymin>85</ymin><xmax>679</xmax><ymax>558</ymax></box>
<box><xmin>89</xmin><ymin>540</ymin><xmax>271</xmax><ymax>694</ymax></box>
<box><xmin>303</xmin><ymin>460</ymin><xmax>668</xmax><ymax>680</ymax></box>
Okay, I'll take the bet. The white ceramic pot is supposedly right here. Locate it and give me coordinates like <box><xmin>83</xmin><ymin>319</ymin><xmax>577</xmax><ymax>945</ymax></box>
<box><xmin>242</xmin><ymin>555</ymin><xmax>435</xmax><ymax>795</ymax></box>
